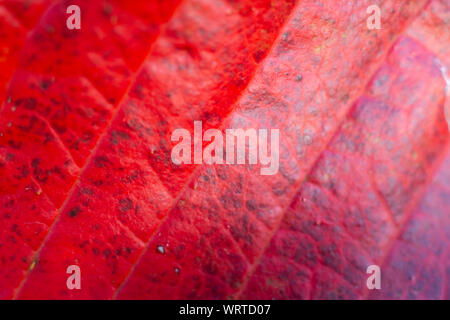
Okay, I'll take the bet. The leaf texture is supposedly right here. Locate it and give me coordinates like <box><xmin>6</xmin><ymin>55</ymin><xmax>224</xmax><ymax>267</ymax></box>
<box><xmin>0</xmin><ymin>0</ymin><xmax>448</xmax><ymax>299</ymax></box>
<box><xmin>0</xmin><ymin>0</ymin><xmax>56</xmax><ymax>103</ymax></box>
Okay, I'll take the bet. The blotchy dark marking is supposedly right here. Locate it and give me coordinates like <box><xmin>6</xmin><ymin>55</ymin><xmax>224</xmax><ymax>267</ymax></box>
<box><xmin>94</xmin><ymin>156</ymin><xmax>110</xmax><ymax>168</ymax></box>
<box><xmin>118</xmin><ymin>198</ymin><xmax>133</xmax><ymax>213</ymax></box>
<box><xmin>69</xmin><ymin>207</ymin><xmax>80</xmax><ymax>218</ymax></box>
<box><xmin>23</xmin><ymin>98</ymin><xmax>37</xmax><ymax>110</ymax></box>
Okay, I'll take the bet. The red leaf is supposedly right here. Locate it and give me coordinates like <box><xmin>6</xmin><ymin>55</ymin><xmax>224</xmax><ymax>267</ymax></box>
<box><xmin>0</xmin><ymin>0</ymin><xmax>448</xmax><ymax>299</ymax></box>
<box><xmin>0</xmin><ymin>0</ymin><xmax>56</xmax><ymax>103</ymax></box>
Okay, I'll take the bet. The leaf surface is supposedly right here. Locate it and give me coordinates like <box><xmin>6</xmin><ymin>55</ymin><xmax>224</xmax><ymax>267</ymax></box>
<box><xmin>0</xmin><ymin>0</ymin><xmax>56</xmax><ymax>103</ymax></box>
<box><xmin>118</xmin><ymin>0</ymin><xmax>450</xmax><ymax>299</ymax></box>
<box><xmin>0</xmin><ymin>0</ymin><xmax>183</xmax><ymax>298</ymax></box>
<box><xmin>0</xmin><ymin>0</ymin><xmax>448</xmax><ymax>299</ymax></box>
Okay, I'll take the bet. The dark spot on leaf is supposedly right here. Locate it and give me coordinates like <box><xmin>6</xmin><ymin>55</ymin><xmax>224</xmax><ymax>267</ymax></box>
<box><xmin>94</xmin><ymin>155</ymin><xmax>110</xmax><ymax>168</ymax></box>
<box><xmin>40</xmin><ymin>80</ymin><xmax>52</xmax><ymax>90</ymax></box>
<box><xmin>69</xmin><ymin>207</ymin><xmax>80</xmax><ymax>217</ymax></box>
<box><xmin>24</xmin><ymin>98</ymin><xmax>37</xmax><ymax>110</ymax></box>
<box><xmin>119</xmin><ymin>198</ymin><xmax>133</xmax><ymax>212</ymax></box>
<box><xmin>31</xmin><ymin>158</ymin><xmax>40</xmax><ymax>168</ymax></box>
<box><xmin>245</xmin><ymin>200</ymin><xmax>257</xmax><ymax>211</ymax></box>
